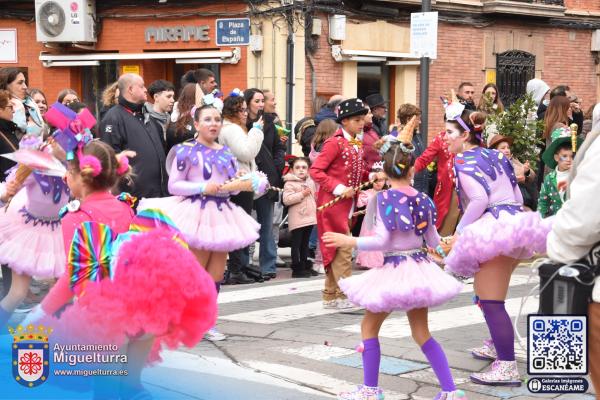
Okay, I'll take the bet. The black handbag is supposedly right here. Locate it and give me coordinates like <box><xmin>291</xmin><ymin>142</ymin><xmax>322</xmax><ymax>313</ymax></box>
<box><xmin>278</xmin><ymin>213</ymin><xmax>292</xmax><ymax>248</ymax></box>
<box><xmin>537</xmin><ymin>243</ymin><xmax>600</xmax><ymax>315</ymax></box>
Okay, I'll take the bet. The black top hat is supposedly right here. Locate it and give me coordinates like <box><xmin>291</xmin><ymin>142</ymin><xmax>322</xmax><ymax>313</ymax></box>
<box><xmin>336</xmin><ymin>98</ymin><xmax>368</xmax><ymax>123</ymax></box>
<box><xmin>365</xmin><ymin>93</ymin><xmax>389</xmax><ymax>109</ymax></box>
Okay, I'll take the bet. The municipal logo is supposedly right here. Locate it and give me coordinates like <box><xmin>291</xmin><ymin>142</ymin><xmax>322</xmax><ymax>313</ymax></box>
<box><xmin>9</xmin><ymin>324</ymin><xmax>52</xmax><ymax>388</ymax></box>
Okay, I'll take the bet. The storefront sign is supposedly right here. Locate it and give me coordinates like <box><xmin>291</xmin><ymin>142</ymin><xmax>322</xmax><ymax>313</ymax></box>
<box><xmin>145</xmin><ymin>26</ymin><xmax>209</xmax><ymax>43</ymax></box>
<box><xmin>410</xmin><ymin>12</ymin><xmax>438</xmax><ymax>59</ymax></box>
<box><xmin>122</xmin><ymin>65</ymin><xmax>140</xmax><ymax>75</ymax></box>
<box><xmin>216</xmin><ymin>18</ymin><xmax>250</xmax><ymax>46</ymax></box>
<box><xmin>0</xmin><ymin>29</ymin><xmax>17</xmax><ymax>63</ymax></box>
<box><xmin>486</xmin><ymin>69</ymin><xmax>496</xmax><ymax>84</ymax></box>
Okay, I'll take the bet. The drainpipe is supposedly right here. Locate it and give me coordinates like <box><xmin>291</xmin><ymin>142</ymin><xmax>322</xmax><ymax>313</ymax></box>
<box><xmin>419</xmin><ymin>0</ymin><xmax>431</xmax><ymax>142</ymax></box>
<box><xmin>285</xmin><ymin>12</ymin><xmax>295</xmax><ymax>153</ymax></box>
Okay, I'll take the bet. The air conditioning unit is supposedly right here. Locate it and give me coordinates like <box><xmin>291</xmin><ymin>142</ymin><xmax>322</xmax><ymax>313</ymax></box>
<box><xmin>35</xmin><ymin>0</ymin><xmax>96</xmax><ymax>43</ymax></box>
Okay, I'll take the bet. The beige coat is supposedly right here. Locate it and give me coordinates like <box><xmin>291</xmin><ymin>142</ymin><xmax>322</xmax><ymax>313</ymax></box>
<box><xmin>282</xmin><ymin>173</ymin><xmax>317</xmax><ymax>231</ymax></box>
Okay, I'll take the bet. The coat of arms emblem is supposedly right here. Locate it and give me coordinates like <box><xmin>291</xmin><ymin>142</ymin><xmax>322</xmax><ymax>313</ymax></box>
<box><xmin>9</xmin><ymin>324</ymin><xmax>52</xmax><ymax>388</ymax></box>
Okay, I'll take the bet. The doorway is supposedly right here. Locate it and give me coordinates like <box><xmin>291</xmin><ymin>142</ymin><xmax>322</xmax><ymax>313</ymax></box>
<box><xmin>81</xmin><ymin>61</ymin><xmax>119</xmax><ymax>118</ymax></box>
<box><xmin>357</xmin><ymin>62</ymin><xmax>390</xmax><ymax>120</ymax></box>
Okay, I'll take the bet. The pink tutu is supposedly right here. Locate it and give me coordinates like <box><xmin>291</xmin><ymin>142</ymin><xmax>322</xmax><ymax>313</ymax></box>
<box><xmin>356</xmin><ymin>227</ymin><xmax>384</xmax><ymax>268</ymax></box>
<box><xmin>139</xmin><ymin>195</ymin><xmax>260</xmax><ymax>252</ymax></box>
<box><xmin>445</xmin><ymin>211</ymin><xmax>552</xmax><ymax>278</ymax></box>
<box><xmin>44</xmin><ymin>229</ymin><xmax>218</xmax><ymax>364</ymax></box>
<box><xmin>0</xmin><ymin>190</ymin><xmax>65</xmax><ymax>278</ymax></box>
<box><xmin>339</xmin><ymin>253</ymin><xmax>462</xmax><ymax>313</ymax></box>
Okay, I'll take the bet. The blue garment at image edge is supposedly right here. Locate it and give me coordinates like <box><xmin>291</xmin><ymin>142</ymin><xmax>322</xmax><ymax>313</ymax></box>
<box><xmin>309</xmin><ymin>225</ymin><xmax>318</xmax><ymax>250</ymax></box>
<box><xmin>255</xmin><ymin>196</ymin><xmax>278</xmax><ymax>274</ymax></box>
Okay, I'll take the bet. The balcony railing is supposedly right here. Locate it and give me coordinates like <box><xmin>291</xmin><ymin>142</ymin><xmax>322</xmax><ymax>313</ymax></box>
<box><xmin>504</xmin><ymin>0</ymin><xmax>564</xmax><ymax>4</ymax></box>
<box><xmin>481</xmin><ymin>0</ymin><xmax>566</xmax><ymax>17</ymax></box>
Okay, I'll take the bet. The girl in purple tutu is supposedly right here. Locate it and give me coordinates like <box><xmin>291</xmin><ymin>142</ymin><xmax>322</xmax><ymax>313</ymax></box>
<box><xmin>323</xmin><ymin>134</ymin><xmax>465</xmax><ymax>400</ymax></box>
<box><xmin>0</xmin><ymin>135</ymin><xmax>69</xmax><ymax>328</ymax></box>
<box><xmin>139</xmin><ymin>104</ymin><xmax>263</xmax><ymax>284</ymax></box>
<box><xmin>25</xmin><ymin>140</ymin><xmax>217</xmax><ymax>398</ymax></box>
<box><xmin>442</xmin><ymin>105</ymin><xmax>551</xmax><ymax>386</ymax></box>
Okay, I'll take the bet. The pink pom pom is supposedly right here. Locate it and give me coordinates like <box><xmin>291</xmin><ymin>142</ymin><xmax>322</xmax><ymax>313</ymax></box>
<box><xmin>116</xmin><ymin>155</ymin><xmax>130</xmax><ymax>176</ymax></box>
<box><xmin>355</xmin><ymin>342</ymin><xmax>365</xmax><ymax>353</ymax></box>
<box><xmin>79</xmin><ymin>154</ymin><xmax>102</xmax><ymax>177</ymax></box>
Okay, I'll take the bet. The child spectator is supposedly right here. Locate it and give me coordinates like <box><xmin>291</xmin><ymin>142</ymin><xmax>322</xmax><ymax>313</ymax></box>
<box><xmin>539</xmin><ymin>128</ymin><xmax>581</xmax><ymax>217</ymax></box>
<box><xmin>283</xmin><ymin>157</ymin><xmax>317</xmax><ymax>278</ymax></box>
<box><xmin>356</xmin><ymin>162</ymin><xmax>386</xmax><ymax>269</ymax></box>
<box><xmin>487</xmin><ymin>134</ymin><xmax>537</xmax><ymax>210</ymax></box>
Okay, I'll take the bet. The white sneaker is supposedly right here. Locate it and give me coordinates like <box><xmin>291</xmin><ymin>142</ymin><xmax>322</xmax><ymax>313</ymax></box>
<box><xmin>205</xmin><ymin>327</ymin><xmax>227</xmax><ymax>342</ymax></box>
<box><xmin>336</xmin><ymin>298</ymin><xmax>355</xmax><ymax>310</ymax></box>
<box><xmin>323</xmin><ymin>300</ymin><xmax>338</xmax><ymax>309</ymax></box>
<box><xmin>313</xmin><ymin>262</ymin><xmax>325</xmax><ymax>274</ymax></box>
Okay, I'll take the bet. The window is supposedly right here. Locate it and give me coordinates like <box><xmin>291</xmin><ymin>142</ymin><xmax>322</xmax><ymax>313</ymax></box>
<box><xmin>496</xmin><ymin>50</ymin><xmax>535</xmax><ymax>106</ymax></box>
<box><xmin>81</xmin><ymin>61</ymin><xmax>119</xmax><ymax>118</ymax></box>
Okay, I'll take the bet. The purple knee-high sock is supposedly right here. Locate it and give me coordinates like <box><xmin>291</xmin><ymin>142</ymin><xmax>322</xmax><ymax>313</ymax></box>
<box><xmin>215</xmin><ymin>282</ymin><xmax>221</xmax><ymax>294</ymax></box>
<box><xmin>362</xmin><ymin>337</ymin><xmax>381</xmax><ymax>387</ymax></box>
<box><xmin>421</xmin><ymin>337</ymin><xmax>456</xmax><ymax>392</ymax></box>
<box><xmin>480</xmin><ymin>299</ymin><xmax>514</xmax><ymax>361</ymax></box>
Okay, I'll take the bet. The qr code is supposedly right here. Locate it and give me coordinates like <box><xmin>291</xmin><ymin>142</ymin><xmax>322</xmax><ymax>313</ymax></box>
<box><xmin>528</xmin><ymin>315</ymin><xmax>587</xmax><ymax>375</ymax></box>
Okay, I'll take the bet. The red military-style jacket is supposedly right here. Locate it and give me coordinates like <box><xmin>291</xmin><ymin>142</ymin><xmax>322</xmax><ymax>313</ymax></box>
<box><xmin>310</xmin><ymin>129</ymin><xmax>368</xmax><ymax>268</ymax></box>
<box><xmin>414</xmin><ymin>131</ymin><xmax>455</xmax><ymax>229</ymax></box>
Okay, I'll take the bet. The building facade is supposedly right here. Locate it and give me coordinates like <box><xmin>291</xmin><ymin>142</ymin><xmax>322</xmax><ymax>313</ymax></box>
<box><xmin>0</xmin><ymin>0</ymin><xmax>599</xmax><ymax>141</ymax></box>
<box><xmin>0</xmin><ymin>1</ymin><xmax>249</xmax><ymax>117</ymax></box>
<box><xmin>303</xmin><ymin>0</ymin><xmax>600</xmax><ymax>139</ymax></box>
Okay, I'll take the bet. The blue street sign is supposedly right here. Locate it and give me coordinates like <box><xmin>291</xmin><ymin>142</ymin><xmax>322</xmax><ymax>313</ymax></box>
<box><xmin>216</xmin><ymin>18</ymin><xmax>250</xmax><ymax>46</ymax></box>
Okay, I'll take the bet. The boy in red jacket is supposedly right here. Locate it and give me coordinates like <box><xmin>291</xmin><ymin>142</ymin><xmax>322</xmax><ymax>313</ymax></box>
<box><xmin>310</xmin><ymin>98</ymin><xmax>369</xmax><ymax>309</ymax></box>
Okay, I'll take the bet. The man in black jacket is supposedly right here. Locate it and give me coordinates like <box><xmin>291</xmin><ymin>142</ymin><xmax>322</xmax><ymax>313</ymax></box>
<box><xmin>100</xmin><ymin>73</ymin><xmax>168</xmax><ymax>199</ymax></box>
<box><xmin>365</xmin><ymin>93</ymin><xmax>389</xmax><ymax>137</ymax></box>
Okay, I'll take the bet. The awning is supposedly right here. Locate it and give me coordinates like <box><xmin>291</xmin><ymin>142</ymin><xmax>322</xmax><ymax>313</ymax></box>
<box><xmin>331</xmin><ymin>45</ymin><xmax>421</xmax><ymax>64</ymax></box>
<box><xmin>40</xmin><ymin>48</ymin><xmax>241</xmax><ymax>67</ymax></box>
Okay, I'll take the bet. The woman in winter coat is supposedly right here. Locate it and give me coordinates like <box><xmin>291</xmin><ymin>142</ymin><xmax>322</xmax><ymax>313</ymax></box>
<box><xmin>0</xmin><ymin>68</ymin><xmax>45</xmax><ymax>137</ymax></box>
<box><xmin>218</xmin><ymin>92</ymin><xmax>265</xmax><ymax>285</ymax></box>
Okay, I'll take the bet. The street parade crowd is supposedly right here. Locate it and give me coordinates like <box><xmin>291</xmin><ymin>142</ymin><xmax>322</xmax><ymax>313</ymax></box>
<box><xmin>0</xmin><ymin>66</ymin><xmax>598</xmax><ymax>399</ymax></box>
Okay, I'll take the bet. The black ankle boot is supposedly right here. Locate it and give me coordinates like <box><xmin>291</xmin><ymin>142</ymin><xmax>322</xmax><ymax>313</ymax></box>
<box><xmin>291</xmin><ymin>264</ymin><xmax>311</xmax><ymax>278</ymax></box>
<box><xmin>303</xmin><ymin>260</ymin><xmax>318</xmax><ymax>276</ymax></box>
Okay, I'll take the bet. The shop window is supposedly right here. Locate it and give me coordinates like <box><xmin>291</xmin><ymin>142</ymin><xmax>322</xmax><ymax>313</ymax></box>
<box><xmin>496</xmin><ymin>50</ymin><xmax>535</xmax><ymax>106</ymax></box>
<box><xmin>81</xmin><ymin>61</ymin><xmax>119</xmax><ymax>120</ymax></box>
<box><xmin>172</xmin><ymin>63</ymin><xmax>221</xmax><ymax>95</ymax></box>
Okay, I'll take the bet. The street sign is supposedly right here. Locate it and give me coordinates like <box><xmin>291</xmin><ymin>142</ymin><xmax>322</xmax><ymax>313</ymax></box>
<box><xmin>410</xmin><ymin>12</ymin><xmax>438</xmax><ymax>59</ymax></box>
<box><xmin>216</xmin><ymin>18</ymin><xmax>250</xmax><ymax>46</ymax></box>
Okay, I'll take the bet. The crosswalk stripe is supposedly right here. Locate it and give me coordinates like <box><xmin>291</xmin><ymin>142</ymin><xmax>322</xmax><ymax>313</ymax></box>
<box><xmin>334</xmin><ymin>296</ymin><xmax>538</xmax><ymax>338</ymax></box>
<box><xmin>219</xmin><ymin>279</ymin><xmax>325</xmax><ymax>304</ymax></box>
<box><xmin>220</xmin><ymin>300</ymin><xmax>341</xmax><ymax>323</ymax></box>
<box><xmin>218</xmin><ymin>273</ymin><xmax>537</xmax><ymax>306</ymax></box>
<box><xmin>219</xmin><ymin>274</ymin><xmax>539</xmax><ymax>324</ymax></box>
<box><xmin>243</xmin><ymin>360</ymin><xmax>409</xmax><ymax>400</ymax></box>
